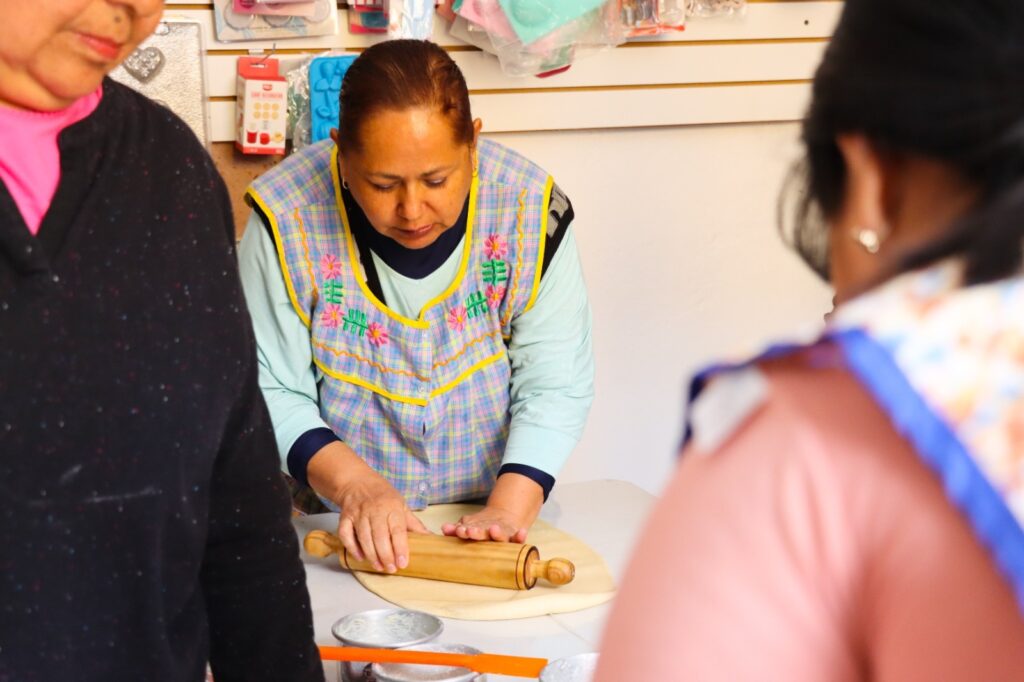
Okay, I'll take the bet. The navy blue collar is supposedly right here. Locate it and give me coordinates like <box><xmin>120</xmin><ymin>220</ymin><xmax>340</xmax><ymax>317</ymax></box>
<box><xmin>342</xmin><ymin>188</ymin><xmax>469</xmax><ymax>280</ymax></box>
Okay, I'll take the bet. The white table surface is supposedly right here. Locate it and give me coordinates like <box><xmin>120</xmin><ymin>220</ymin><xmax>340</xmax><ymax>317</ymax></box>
<box><xmin>293</xmin><ymin>479</ymin><xmax>655</xmax><ymax>681</ymax></box>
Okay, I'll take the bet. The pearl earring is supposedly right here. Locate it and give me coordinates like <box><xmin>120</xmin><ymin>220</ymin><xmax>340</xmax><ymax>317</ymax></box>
<box><xmin>851</xmin><ymin>228</ymin><xmax>884</xmax><ymax>254</ymax></box>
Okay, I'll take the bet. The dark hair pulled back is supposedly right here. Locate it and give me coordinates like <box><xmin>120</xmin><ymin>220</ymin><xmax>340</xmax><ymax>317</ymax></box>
<box><xmin>337</xmin><ymin>39</ymin><xmax>474</xmax><ymax>153</ymax></box>
<box><xmin>783</xmin><ymin>0</ymin><xmax>1024</xmax><ymax>284</ymax></box>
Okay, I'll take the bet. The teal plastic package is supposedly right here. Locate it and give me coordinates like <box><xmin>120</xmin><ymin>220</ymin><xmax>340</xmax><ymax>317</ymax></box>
<box><xmin>309</xmin><ymin>54</ymin><xmax>357</xmax><ymax>142</ymax></box>
<box><xmin>497</xmin><ymin>0</ymin><xmax>606</xmax><ymax>44</ymax></box>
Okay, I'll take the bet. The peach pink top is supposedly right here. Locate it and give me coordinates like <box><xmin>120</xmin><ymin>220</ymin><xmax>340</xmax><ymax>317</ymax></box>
<box><xmin>595</xmin><ymin>355</ymin><xmax>1024</xmax><ymax>681</ymax></box>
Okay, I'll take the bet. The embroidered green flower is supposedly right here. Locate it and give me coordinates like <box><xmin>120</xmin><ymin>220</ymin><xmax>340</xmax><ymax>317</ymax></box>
<box><xmin>323</xmin><ymin>279</ymin><xmax>344</xmax><ymax>305</ymax></box>
<box><xmin>466</xmin><ymin>291</ymin><xmax>489</xmax><ymax>319</ymax></box>
<box><xmin>342</xmin><ymin>308</ymin><xmax>369</xmax><ymax>336</ymax></box>
<box><xmin>481</xmin><ymin>259</ymin><xmax>508</xmax><ymax>285</ymax></box>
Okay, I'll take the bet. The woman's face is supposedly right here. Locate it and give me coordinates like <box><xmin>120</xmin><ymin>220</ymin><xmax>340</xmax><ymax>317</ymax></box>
<box><xmin>0</xmin><ymin>0</ymin><xmax>164</xmax><ymax>111</ymax></box>
<box><xmin>337</xmin><ymin>107</ymin><xmax>481</xmax><ymax>250</ymax></box>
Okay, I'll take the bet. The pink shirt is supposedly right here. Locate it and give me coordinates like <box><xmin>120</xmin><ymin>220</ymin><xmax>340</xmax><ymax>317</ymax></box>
<box><xmin>596</xmin><ymin>354</ymin><xmax>1024</xmax><ymax>681</ymax></box>
<box><xmin>0</xmin><ymin>88</ymin><xmax>102</xmax><ymax>234</ymax></box>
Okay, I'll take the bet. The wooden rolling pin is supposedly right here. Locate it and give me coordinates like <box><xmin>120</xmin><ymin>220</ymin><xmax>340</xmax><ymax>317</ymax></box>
<box><xmin>304</xmin><ymin>530</ymin><xmax>575</xmax><ymax>590</ymax></box>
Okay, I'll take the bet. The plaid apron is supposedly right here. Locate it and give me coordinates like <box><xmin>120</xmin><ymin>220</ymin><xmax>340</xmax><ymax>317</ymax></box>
<box><xmin>249</xmin><ymin>138</ymin><xmax>552</xmax><ymax>509</ymax></box>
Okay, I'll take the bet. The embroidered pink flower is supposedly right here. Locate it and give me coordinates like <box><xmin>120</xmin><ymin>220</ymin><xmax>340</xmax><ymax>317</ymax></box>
<box><xmin>483</xmin><ymin>233</ymin><xmax>508</xmax><ymax>260</ymax></box>
<box><xmin>447</xmin><ymin>305</ymin><xmax>468</xmax><ymax>332</ymax></box>
<box><xmin>320</xmin><ymin>303</ymin><xmax>343</xmax><ymax>328</ymax></box>
<box><xmin>320</xmin><ymin>253</ymin><xmax>343</xmax><ymax>279</ymax></box>
<box><xmin>485</xmin><ymin>284</ymin><xmax>505</xmax><ymax>310</ymax></box>
<box><xmin>367</xmin><ymin>322</ymin><xmax>389</xmax><ymax>347</ymax></box>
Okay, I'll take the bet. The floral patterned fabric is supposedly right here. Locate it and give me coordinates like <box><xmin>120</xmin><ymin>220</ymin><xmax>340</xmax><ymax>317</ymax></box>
<box><xmin>690</xmin><ymin>259</ymin><xmax>1024</xmax><ymax>613</ymax></box>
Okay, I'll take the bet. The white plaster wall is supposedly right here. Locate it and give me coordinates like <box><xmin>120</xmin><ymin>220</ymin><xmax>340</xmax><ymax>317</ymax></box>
<box><xmin>491</xmin><ymin>122</ymin><xmax>834</xmax><ymax>494</ymax></box>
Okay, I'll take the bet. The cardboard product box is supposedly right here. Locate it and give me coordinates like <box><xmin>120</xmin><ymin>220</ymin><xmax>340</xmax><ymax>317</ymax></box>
<box><xmin>235</xmin><ymin>56</ymin><xmax>287</xmax><ymax>155</ymax></box>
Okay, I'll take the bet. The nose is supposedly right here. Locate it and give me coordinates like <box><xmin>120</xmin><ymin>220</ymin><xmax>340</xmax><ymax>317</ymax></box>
<box><xmin>110</xmin><ymin>0</ymin><xmax>165</xmax><ymax>19</ymax></box>
<box><xmin>397</xmin><ymin>184</ymin><xmax>424</xmax><ymax>223</ymax></box>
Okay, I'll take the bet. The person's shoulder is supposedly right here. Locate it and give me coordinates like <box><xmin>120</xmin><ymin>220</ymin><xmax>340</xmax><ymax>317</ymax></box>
<box><xmin>691</xmin><ymin>346</ymin><xmax>922</xmax><ymax>505</ymax></box>
<box><xmin>100</xmin><ymin>79</ymin><xmax>207</xmax><ymax>157</ymax></box>
<box><xmin>248</xmin><ymin>139</ymin><xmax>336</xmax><ymax>207</ymax></box>
<box><xmin>477</xmin><ymin>138</ymin><xmax>551</xmax><ymax>192</ymax></box>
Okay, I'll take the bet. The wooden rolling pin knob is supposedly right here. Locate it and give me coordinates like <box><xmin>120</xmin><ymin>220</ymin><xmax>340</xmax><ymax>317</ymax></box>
<box><xmin>527</xmin><ymin>557</ymin><xmax>575</xmax><ymax>586</ymax></box>
<box><xmin>304</xmin><ymin>529</ymin><xmax>575</xmax><ymax>590</ymax></box>
<box><xmin>304</xmin><ymin>528</ymin><xmax>344</xmax><ymax>558</ymax></box>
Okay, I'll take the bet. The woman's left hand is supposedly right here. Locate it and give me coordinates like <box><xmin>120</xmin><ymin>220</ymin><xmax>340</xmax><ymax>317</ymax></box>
<box><xmin>441</xmin><ymin>472</ymin><xmax>544</xmax><ymax>543</ymax></box>
<box><xmin>442</xmin><ymin>505</ymin><xmax>529</xmax><ymax>542</ymax></box>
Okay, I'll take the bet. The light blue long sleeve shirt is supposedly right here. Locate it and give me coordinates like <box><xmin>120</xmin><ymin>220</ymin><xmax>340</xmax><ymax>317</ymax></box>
<box><xmin>237</xmin><ymin>211</ymin><xmax>594</xmax><ymax>482</ymax></box>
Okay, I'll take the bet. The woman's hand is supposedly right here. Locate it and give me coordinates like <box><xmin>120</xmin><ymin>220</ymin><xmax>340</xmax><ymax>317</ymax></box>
<box><xmin>442</xmin><ymin>505</ymin><xmax>530</xmax><ymax>543</ymax></box>
<box><xmin>306</xmin><ymin>441</ymin><xmax>429</xmax><ymax>573</ymax></box>
<box><xmin>441</xmin><ymin>472</ymin><xmax>543</xmax><ymax>543</ymax></box>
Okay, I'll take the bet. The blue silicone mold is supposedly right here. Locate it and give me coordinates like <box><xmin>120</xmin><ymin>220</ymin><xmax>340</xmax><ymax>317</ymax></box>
<box><xmin>309</xmin><ymin>54</ymin><xmax>357</xmax><ymax>143</ymax></box>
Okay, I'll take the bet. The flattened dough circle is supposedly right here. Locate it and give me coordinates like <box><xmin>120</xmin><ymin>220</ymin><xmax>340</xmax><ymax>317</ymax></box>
<box><xmin>352</xmin><ymin>504</ymin><xmax>616</xmax><ymax>621</ymax></box>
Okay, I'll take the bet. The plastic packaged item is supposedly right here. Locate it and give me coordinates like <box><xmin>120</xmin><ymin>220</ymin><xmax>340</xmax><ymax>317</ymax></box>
<box><xmin>487</xmin><ymin>0</ymin><xmax>624</xmax><ymax>77</ymax></box>
<box><xmin>497</xmin><ymin>0</ymin><xmax>607</xmax><ymax>44</ymax></box>
<box><xmin>213</xmin><ymin>0</ymin><xmax>338</xmax><ymax>41</ymax></box>
<box><xmin>308</xmin><ymin>54</ymin><xmax>357</xmax><ymax>143</ymax></box>
<box><xmin>439</xmin><ymin>0</ymin><xmax>623</xmax><ymax>77</ymax></box>
<box><xmin>235</xmin><ymin>56</ymin><xmax>287</xmax><ymax>154</ymax></box>
<box><xmin>437</xmin><ymin>0</ymin><xmax>458</xmax><ymax>22</ymax></box>
<box><xmin>233</xmin><ymin>0</ymin><xmax>317</xmax><ymax>17</ymax></box>
<box><xmin>349</xmin><ymin>9</ymin><xmax>388</xmax><ymax>33</ymax></box>
<box><xmin>388</xmin><ymin>0</ymin><xmax>435</xmax><ymax>39</ymax></box>
<box><xmin>620</xmin><ymin>0</ymin><xmax>685</xmax><ymax>36</ymax></box>
<box><xmin>286</xmin><ymin>50</ymin><xmax>355</xmax><ymax>151</ymax></box>
<box><xmin>110</xmin><ymin>20</ymin><xmax>211</xmax><ymax>147</ymax></box>
<box><xmin>456</xmin><ymin>0</ymin><xmax>517</xmax><ymax>39</ymax></box>
<box><xmin>687</xmin><ymin>0</ymin><xmax>745</xmax><ymax>17</ymax></box>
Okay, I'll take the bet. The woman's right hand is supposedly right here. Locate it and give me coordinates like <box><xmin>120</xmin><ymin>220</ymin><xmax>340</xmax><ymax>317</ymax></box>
<box><xmin>306</xmin><ymin>441</ymin><xmax>430</xmax><ymax>574</ymax></box>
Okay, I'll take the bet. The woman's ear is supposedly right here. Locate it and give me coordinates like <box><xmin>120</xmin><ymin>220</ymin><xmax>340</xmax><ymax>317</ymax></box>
<box><xmin>835</xmin><ymin>133</ymin><xmax>889</xmax><ymax>238</ymax></box>
<box><xmin>471</xmin><ymin>118</ymin><xmax>483</xmax><ymax>147</ymax></box>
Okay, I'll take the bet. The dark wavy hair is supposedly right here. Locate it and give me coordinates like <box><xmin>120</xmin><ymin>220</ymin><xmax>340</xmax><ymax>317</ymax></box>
<box><xmin>782</xmin><ymin>0</ymin><xmax>1024</xmax><ymax>284</ymax></box>
<box><xmin>336</xmin><ymin>39</ymin><xmax>474</xmax><ymax>153</ymax></box>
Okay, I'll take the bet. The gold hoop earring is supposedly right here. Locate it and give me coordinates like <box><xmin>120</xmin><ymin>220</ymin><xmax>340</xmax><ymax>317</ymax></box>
<box><xmin>342</xmin><ymin>177</ymin><xmax>349</xmax><ymax>190</ymax></box>
<box><xmin>851</xmin><ymin>227</ymin><xmax>885</xmax><ymax>254</ymax></box>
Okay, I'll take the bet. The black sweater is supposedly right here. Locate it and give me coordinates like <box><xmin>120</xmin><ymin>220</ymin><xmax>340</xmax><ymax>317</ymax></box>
<box><xmin>0</xmin><ymin>81</ymin><xmax>323</xmax><ymax>682</ymax></box>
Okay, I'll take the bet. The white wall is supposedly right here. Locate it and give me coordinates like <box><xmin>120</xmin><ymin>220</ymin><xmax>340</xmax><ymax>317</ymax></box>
<box><xmin>491</xmin><ymin>123</ymin><xmax>833</xmax><ymax>494</ymax></box>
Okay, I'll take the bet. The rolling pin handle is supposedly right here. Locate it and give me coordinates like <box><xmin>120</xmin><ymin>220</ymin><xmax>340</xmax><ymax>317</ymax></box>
<box><xmin>304</xmin><ymin>529</ymin><xmax>344</xmax><ymax>558</ymax></box>
<box><xmin>532</xmin><ymin>557</ymin><xmax>575</xmax><ymax>586</ymax></box>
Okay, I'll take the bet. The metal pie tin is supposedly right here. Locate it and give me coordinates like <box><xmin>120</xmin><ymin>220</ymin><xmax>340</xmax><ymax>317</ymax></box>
<box><xmin>539</xmin><ymin>653</ymin><xmax>599</xmax><ymax>682</ymax></box>
<box><xmin>332</xmin><ymin>609</ymin><xmax>444</xmax><ymax>682</ymax></box>
<box><xmin>372</xmin><ymin>643</ymin><xmax>485</xmax><ymax>682</ymax></box>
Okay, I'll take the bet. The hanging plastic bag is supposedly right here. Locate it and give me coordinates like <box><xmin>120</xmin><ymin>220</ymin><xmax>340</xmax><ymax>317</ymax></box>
<box><xmin>389</xmin><ymin>0</ymin><xmax>435</xmax><ymax>39</ymax></box>
<box><xmin>619</xmin><ymin>0</ymin><xmax>686</xmax><ymax>37</ymax></box>
<box><xmin>687</xmin><ymin>0</ymin><xmax>745</xmax><ymax>18</ymax></box>
<box><xmin>287</xmin><ymin>49</ymin><xmax>355</xmax><ymax>152</ymax></box>
<box><xmin>452</xmin><ymin>0</ymin><xmax>623</xmax><ymax>77</ymax></box>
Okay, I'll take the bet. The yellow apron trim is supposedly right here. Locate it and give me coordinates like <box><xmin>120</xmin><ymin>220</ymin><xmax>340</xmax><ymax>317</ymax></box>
<box><xmin>432</xmin><ymin>329</ymin><xmax>502</xmax><ymax>370</ymax></box>
<box><xmin>522</xmin><ymin>175</ymin><xmax>554</xmax><ymax>315</ymax></box>
<box><xmin>430</xmin><ymin>352</ymin><xmax>504</xmax><ymax>399</ymax></box>
<box><xmin>314</xmin><ymin>359</ymin><xmax>429</xmax><ymax>406</ymax></box>
<box><xmin>247</xmin><ymin>188</ymin><xmax>312</xmax><ymax>329</ymax></box>
<box><xmin>500</xmin><ymin>188</ymin><xmax>530</xmax><ymax>328</ymax></box>
<box><xmin>313</xmin><ymin>339</ymin><xmax>431</xmax><ymax>382</ymax></box>
<box><xmin>331</xmin><ymin>146</ymin><xmax>479</xmax><ymax>330</ymax></box>
<box><xmin>314</xmin><ymin>351</ymin><xmax>504</xmax><ymax>405</ymax></box>
<box><xmin>330</xmin><ymin>148</ymin><xmax>425</xmax><ymax>328</ymax></box>
<box><xmin>295</xmin><ymin>207</ymin><xmax>321</xmax><ymax>310</ymax></box>
<box><xmin>418</xmin><ymin>177</ymin><xmax>478</xmax><ymax>317</ymax></box>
